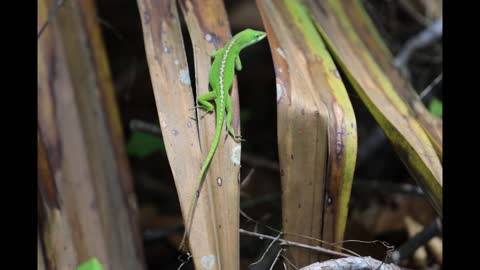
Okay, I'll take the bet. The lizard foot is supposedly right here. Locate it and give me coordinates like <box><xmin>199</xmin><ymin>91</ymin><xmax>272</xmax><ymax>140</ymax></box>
<box><xmin>199</xmin><ymin>111</ymin><xmax>210</xmax><ymax>120</ymax></box>
<box><xmin>189</xmin><ymin>105</ymin><xmax>203</xmax><ymax>111</ymax></box>
<box><xmin>233</xmin><ymin>135</ymin><xmax>245</xmax><ymax>143</ymax></box>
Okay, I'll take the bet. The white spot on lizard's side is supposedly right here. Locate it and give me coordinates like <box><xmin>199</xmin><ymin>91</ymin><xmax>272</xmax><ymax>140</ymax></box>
<box><xmin>174</xmin><ymin>59</ymin><xmax>179</xmax><ymax>66</ymax></box>
<box><xmin>201</xmin><ymin>255</ymin><xmax>216</xmax><ymax>269</ymax></box>
<box><xmin>231</xmin><ymin>145</ymin><xmax>241</xmax><ymax>165</ymax></box>
<box><xmin>163</xmin><ymin>46</ymin><xmax>169</xmax><ymax>53</ymax></box>
<box><xmin>277</xmin><ymin>67</ymin><xmax>282</xmax><ymax>73</ymax></box>
<box><xmin>217</xmin><ymin>177</ymin><xmax>223</xmax><ymax>186</ymax></box>
<box><xmin>276</xmin><ymin>47</ymin><xmax>286</xmax><ymax>59</ymax></box>
<box><xmin>179</xmin><ymin>69</ymin><xmax>191</xmax><ymax>85</ymax></box>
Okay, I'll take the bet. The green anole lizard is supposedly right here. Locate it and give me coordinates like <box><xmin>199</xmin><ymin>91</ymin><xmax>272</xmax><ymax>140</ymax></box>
<box><xmin>179</xmin><ymin>29</ymin><xmax>267</xmax><ymax>252</ymax></box>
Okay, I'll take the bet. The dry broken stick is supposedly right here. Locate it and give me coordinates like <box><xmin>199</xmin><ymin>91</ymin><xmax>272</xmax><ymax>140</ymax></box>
<box><xmin>129</xmin><ymin>119</ymin><xmax>162</xmax><ymax>135</ymax></box>
<box><xmin>387</xmin><ymin>218</ymin><xmax>442</xmax><ymax>265</ymax></box>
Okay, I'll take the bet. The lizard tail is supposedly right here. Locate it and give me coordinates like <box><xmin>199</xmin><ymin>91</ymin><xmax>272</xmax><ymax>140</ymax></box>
<box><xmin>178</xmin><ymin>120</ymin><xmax>222</xmax><ymax>252</ymax></box>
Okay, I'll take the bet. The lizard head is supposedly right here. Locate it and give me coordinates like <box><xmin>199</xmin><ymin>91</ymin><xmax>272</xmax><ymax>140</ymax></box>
<box><xmin>236</xmin><ymin>29</ymin><xmax>267</xmax><ymax>50</ymax></box>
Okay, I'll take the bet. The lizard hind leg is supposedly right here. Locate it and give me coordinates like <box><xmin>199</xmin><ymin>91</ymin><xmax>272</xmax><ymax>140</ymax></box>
<box><xmin>191</xmin><ymin>91</ymin><xmax>216</xmax><ymax>111</ymax></box>
<box><xmin>195</xmin><ymin>91</ymin><xmax>217</xmax><ymax>120</ymax></box>
<box><xmin>226</xmin><ymin>97</ymin><xmax>244</xmax><ymax>142</ymax></box>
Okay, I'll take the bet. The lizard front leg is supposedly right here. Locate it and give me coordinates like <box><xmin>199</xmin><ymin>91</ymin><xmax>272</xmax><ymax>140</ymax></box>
<box><xmin>210</xmin><ymin>49</ymin><xmax>223</xmax><ymax>58</ymax></box>
<box><xmin>235</xmin><ymin>56</ymin><xmax>242</xmax><ymax>71</ymax></box>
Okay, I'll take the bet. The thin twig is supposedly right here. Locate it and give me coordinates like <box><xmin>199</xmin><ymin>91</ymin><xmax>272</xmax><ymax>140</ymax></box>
<box><xmin>419</xmin><ymin>73</ymin><xmax>443</xmax><ymax>100</ymax></box>
<box><xmin>96</xmin><ymin>17</ymin><xmax>125</xmax><ymax>41</ymax></box>
<box><xmin>38</xmin><ymin>0</ymin><xmax>67</xmax><ymax>39</ymax></box>
<box><xmin>240</xmin><ymin>229</ymin><xmax>349</xmax><ymax>258</ymax></box>
<box><xmin>176</xmin><ymin>252</ymin><xmax>192</xmax><ymax>270</ymax></box>
<box><xmin>398</xmin><ymin>0</ymin><xmax>432</xmax><ymax>26</ymax></box>
<box><xmin>240</xmin><ymin>168</ymin><xmax>256</xmax><ymax>189</ymax></box>
<box><xmin>240</xmin><ymin>210</ymin><xmax>366</xmax><ymax>258</ymax></box>
<box><xmin>269</xmin><ymin>248</ymin><xmax>285</xmax><ymax>270</ymax></box>
<box><xmin>280</xmin><ymin>253</ymin><xmax>299</xmax><ymax>270</ymax></box>
<box><xmin>240</xmin><ymin>210</ymin><xmax>283</xmax><ymax>236</ymax></box>
<box><xmin>250</xmin><ymin>232</ymin><xmax>283</xmax><ymax>266</ymax></box>
<box><xmin>240</xmin><ymin>209</ymin><xmax>392</xmax><ymax>257</ymax></box>
<box><xmin>129</xmin><ymin>119</ymin><xmax>162</xmax><ymax>135</ymax></box>
<box><xmin>394</xmin><ymin>17</ymin><xmax>442</xmax><ymax>77</ymax></box>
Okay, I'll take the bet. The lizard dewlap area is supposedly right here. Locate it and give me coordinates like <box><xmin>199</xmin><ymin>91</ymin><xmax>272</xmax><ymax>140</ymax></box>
<box><xmin>179</xmin><ymin>29</ymin><xmax>267</xmax><ymax>252</ymax></box>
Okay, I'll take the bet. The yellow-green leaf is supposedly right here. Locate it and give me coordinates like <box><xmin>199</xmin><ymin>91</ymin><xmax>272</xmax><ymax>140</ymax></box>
<box><xmin>305</xmin><ymin>0</ymin><xmax>442</xmax><ymax>216</ymax></box>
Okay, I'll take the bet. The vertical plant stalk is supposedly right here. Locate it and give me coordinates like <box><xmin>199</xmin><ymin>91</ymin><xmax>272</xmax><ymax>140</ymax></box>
<box><xmin>136</xmin><ymin>0</ymin><xmax>241</xmax><ymax>269</ymax></box>
<box><xmin>257</xmin><ymin>0</ymin><xmax>357</xmax><ymax>266</ymax></box>
<box><xmin>38</xmin><ymin>0</ymin><xmax>145</xmax><ymax>268</ymax></box>
<box><xmin>178</xmin><ymin>0</ymin><xmax>242</xmax><ymax>269</ymax></box>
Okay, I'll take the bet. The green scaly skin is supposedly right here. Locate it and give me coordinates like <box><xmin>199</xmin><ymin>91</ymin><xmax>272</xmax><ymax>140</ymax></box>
<box><xmin>179</xmin><ymin>29</ymin><xmax>267</xmax><ymax>252</ymax></box>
